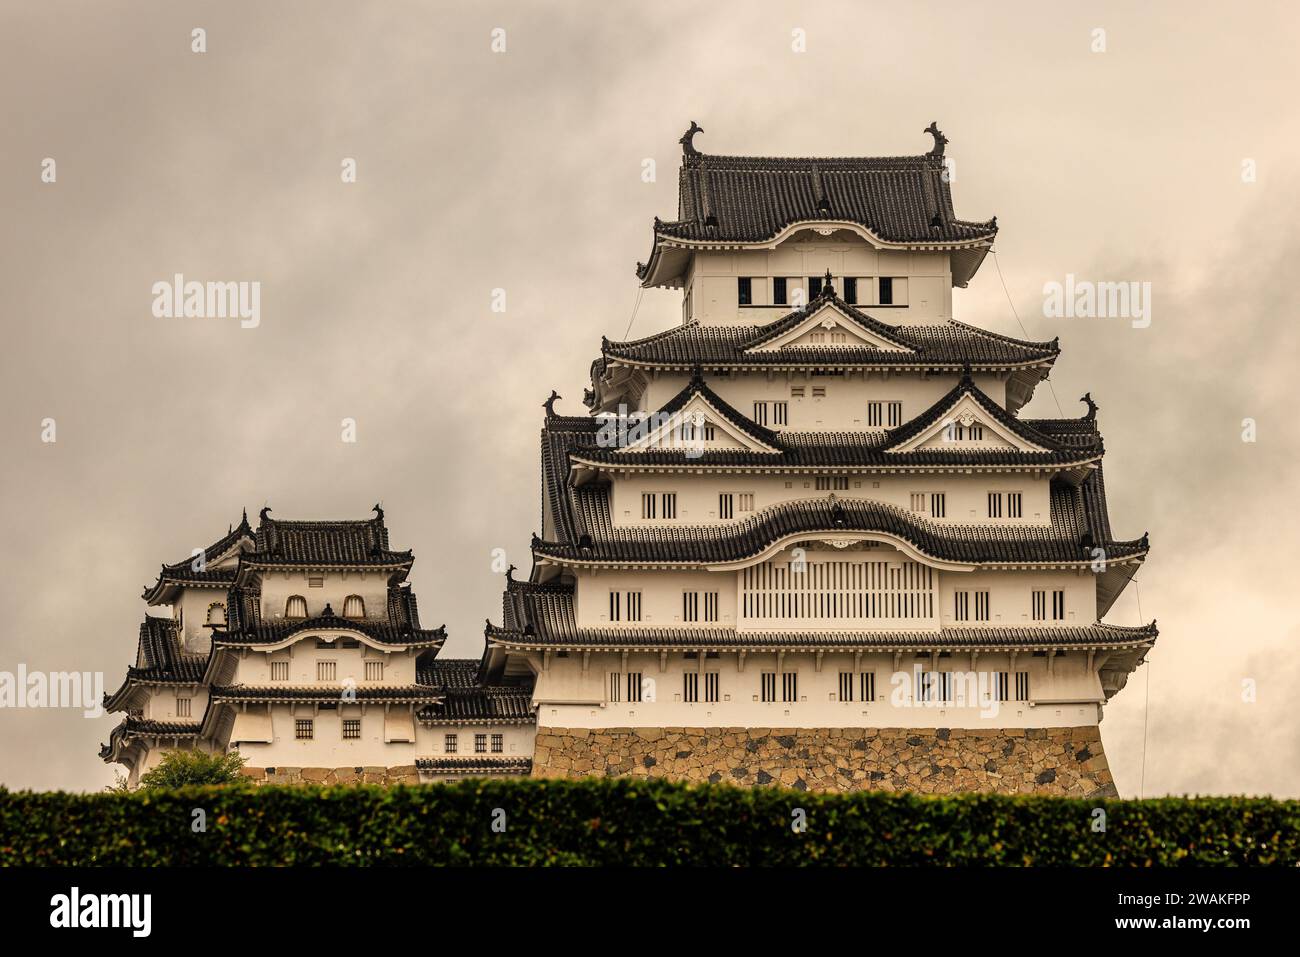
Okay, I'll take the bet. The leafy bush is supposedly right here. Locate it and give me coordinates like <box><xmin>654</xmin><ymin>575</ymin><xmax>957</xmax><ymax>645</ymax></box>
<box><xmin>1</xmin><ymin>778</ymin><xmax>1295</xmax><ymax>866</ymax></box>
<box><xmin>135</xmin><ymin>750</ymin><xmax>247</xmax><ymax>790</ymax></box>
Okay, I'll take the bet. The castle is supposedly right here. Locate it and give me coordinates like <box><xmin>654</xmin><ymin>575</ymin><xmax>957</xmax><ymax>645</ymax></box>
<box><xmin>103</xmin><ymin>124</ymin><xmax>1154</xmax><ymax>795</ymax></box>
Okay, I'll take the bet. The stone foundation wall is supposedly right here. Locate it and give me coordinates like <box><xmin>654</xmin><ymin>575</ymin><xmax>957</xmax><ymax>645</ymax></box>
<box><xmin>531</xmin><ymin>727</ymin><xmax>1117</xmax><ymax>797</ymax></box>
<box><xmin>239</xmin><ymin>765</ymin><xmax>421</xmax><ymax>786</ymax></box>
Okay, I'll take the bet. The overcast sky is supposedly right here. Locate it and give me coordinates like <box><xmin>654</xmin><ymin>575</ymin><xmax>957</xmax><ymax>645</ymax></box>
<box><xmin>2</xmin><ymin>0</ymin><xmax>1297</xmax><ymax>794</ymax></box>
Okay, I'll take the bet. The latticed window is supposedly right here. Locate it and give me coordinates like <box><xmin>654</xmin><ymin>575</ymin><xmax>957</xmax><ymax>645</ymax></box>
<box><xmin>364</xmin><ymin>660</ymin><xmax>383</xmax><ymax>681</ymax></box>
<box><xmin>475</xmin><ymin>734</ymin><xmax>487</xmax><ymax>754</ymax></box>
<box><xmin>176</xmin><ymin>697</ymin><xmax>191</xmax><ymax>718</ymax></box>
<box><xmin>342</xmin><ymin>719</ymin><xmax>361</xmax><ymax>740</ymax></box>
<box><xmin>491</xmin><ymin>734</ymin><xmax>504</xmax><ymax>754</ymax></box>
<box><xmin>317</xmin><ymin>661</ymin><xmax>336</xmax><ymax>681</ymax></box>
<box><xmin>295</xmin><ymin>719</ymin><xmax>313</xmax><ymax>740</ymax></box>
<box><xmin>271</xmin><ymin>661</ymin><xmax>289</xmax><ymax>681</ymax></box>
<box><xmin>285</xmin><ymin>595</ymin><xmax>308</xmax><ymax>619</ymax></box>
<box><xmin>342</xmin><ymin>595</ymin><xmax>365</xmax><ymax>619</ymax></box>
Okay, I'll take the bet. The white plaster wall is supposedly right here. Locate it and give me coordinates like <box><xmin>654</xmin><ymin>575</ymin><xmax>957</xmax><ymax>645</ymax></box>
<box><xmin>257</xmin><ymin>569</ymin><xmax>392</xmax><ymax>624</ymax></box>
<box><xmin>637</xmin><ymin>371</ymin><xmax>1009</xmax><ymax>428</ymax></box>
<box><xmin>532</xmin><ymin>649</ymin><xmax>1102</xmax><ymax>730</ymax></box>
<box><xmin>608</xmin><ymin>472</ymin><xmax>1054</xmax><ymax>529</ymax></box>
<box><xmin>232</xmin><ymin>641</ymin><xmax>419</xmax><ymax>686</ymax></box>
<box><xmin>684</xmin><ymin>239</ymin><xmax>953</xmax><ymax>326</ymax></box>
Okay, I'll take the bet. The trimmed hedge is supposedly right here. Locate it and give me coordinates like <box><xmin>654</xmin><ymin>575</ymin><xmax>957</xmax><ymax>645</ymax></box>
<box><xmin>1</xmin><ymin>778</ymin><xmax>1296</xmax><ymax>866</ymax></box>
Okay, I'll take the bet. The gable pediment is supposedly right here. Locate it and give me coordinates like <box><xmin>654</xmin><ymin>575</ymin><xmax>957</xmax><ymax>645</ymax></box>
<box><xmin>748</xmin><ymin>302</ymin><xmax>914</xmax><ymax>353</ymax></box>
<box><xmin>614</xmin><ymin>394</ymin><xmax>781</xmax><ymax>455</ymax></box>
<box><xmin>888</xmin><ymin>394</ymin><xmax>1051</xmax><ymax>454</ymax></box>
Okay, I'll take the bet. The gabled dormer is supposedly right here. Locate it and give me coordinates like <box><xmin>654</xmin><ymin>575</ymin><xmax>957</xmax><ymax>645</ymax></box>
<box><xmin>607</xmin><ymin>372</ymin><xmax>782</xmax><ymax>456</ymax></box>
<box><xmin>883</xmin><ymin>375</ymin><xmax>1066</xmax><ymax>456</ymax></box>
<box><xmin>743</xmin><ymin>277</ymin><xmax>917</xmax><ymax>354</ymax></box>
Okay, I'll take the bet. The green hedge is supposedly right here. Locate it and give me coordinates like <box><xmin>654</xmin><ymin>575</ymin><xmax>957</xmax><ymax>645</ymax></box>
<box><xmin>2</xmin><ymin>778</ymin><xmax>1296</xmax><ymax>866</ymax></box>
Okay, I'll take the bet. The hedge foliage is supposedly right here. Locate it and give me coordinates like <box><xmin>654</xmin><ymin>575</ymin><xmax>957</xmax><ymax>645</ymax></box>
<box><xmin>1</xmin><ymin>778</ymin><xmax>1296</xmax><ymax>866</ymax></box>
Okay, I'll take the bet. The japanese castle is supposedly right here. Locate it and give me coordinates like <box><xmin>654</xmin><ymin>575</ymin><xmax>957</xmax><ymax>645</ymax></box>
<box><xmin>103</xmin><ymin>124</ymin><xmax>1154</xmax><ymax>795</ymax></box>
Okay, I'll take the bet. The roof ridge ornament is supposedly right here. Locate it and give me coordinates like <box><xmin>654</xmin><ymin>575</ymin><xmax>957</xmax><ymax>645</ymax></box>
<box><xmin>680</xmin><ymin>121</ymin><xmax>704</xmax><ymax>157</ymax></box>
<box><xmin>543</xmin><ymin>390</ymin><xmax>562</xmax><ymax>418</ymax></box>
<box><xmin>373</xmin><ymin>503</ymin><xmax>384</xmax><ymax>524</ymax></box>
<box><xmin>1080</xmin><ymin>392</ymin><xmax>1099</xmax><ymax>421</ymax></box>
<box><xmin>924</xmin><ymin>121</ymin><xmax>948</xmax><ymax>157</ymax></box>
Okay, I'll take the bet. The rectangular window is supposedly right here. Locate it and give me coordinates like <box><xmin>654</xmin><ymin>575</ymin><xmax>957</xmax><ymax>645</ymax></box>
<box><xmin>954</xmin><ymin>591</ymin><xmax>970</xmax><ymax>621</ymax></box>
<box><xmin>909</xmin><ymin>492</ymin><xmax>926</xmax><ymax>513</ymax></box>
<box><xmin>683</xmin><ymin>672</ymin><xmax>699</xmax><ymax>703</ymax></box>
<box><xmin>342</xmin><ymin>718</ymin><xmax>361</xmax><ymax>740</ymax></box>
<box><xmin>271</xmin><ymin>660</ymin><xmax>289</xmax><ymax>682</ymax></box>
<box><xmin>364</xmin><ymin>660</ymin><xmax>383</xmax><ymax>681</ymax></box>
<box><xmin>641</xmin><ymin>492</ymin><xmax>656</xmax><ymax>519</ymax></box>
<box><xmin>930</xmin><ymin>493</ymin><xmax>946</xmax><ymax>518</ymax></box>
<box><xmin>860</xmin><ymin>671</ymin><xmax>876</xmax><ymax>702</ymax></box>
<box><xmin>491</xmin><ymin>733</ymin><xmax>504</xmax><ymax>753</ymax></box>
<box><xmin>704</xmin><ymin>591</ymin><xmax>718</xmax><ymax>622</ymax></box>
<box><xmin>475</xmin><ymin>733</ymin><xmax>487</xmax><ymax>754</ymax></box>
<box><xmin>1032</xmin><ymin>590</ymin><xmax>1047</xmax><ymax>621</ymax></box>
<box><xmin>1015</xmin><ymin>671</ymin><xmax>1030</xmax><ymax>702</ymax></box>
<box><xmin>1008</xmin><ymin>492</ymin><xmax>1023</xmax><ymax>518</ymax></box>
<box><xmin>704</xmin><ymin>672</ymin><xmax>719</xmax><ymax>703</ymax></box>
<box><xmin>782</xmin><ymin>671</ymin><xmax>798</xmax><ymax>702</ymax></box>
<box><xmin>1052</xmin><ymin>589</ymin><xmax>1066</xmax><ymax>621</ymax></box>
<box><xmin>445</xmin><ymin>733</ymin><xmax>458</xmax><ymax>753</ymax></box>
<box><xmin>627</xmin><ymin>592</ymin><xmax>642</xmax><ymax>622</ymax></box>
<box><xmin>752</xmin><ymin>401</ymin><xmax>767</xmax><ymax>426</ymax></box>
<box><xmin>838</xmin><ymin>671</ymin><xmax>854</xmax><ymax>702</ymax></box>
<box><xmin>760</xmin><ymin>671</ymin><xmax>777</xmax><ymax>702</ymax></box>
<box><xmin>295</xmin><ymin>718</ymin><xmax>313</xmax><ymax>740</ymax></box>
<box><xmin>812</xmin><ymin>386</ymin><xmax>826</xmax><ymax>398</ymax></box>
<box><xmin>317</xmin><ymin>661</ymin><xmax>336</xmax><ymax>682</ymax></box>
<box><xmin>176</xmin><ymin>697</ymin><xmax>191</xmax><ymax>718</ymax></box>
<box><xmin>627</xmin><ymin>672</ymin><xmax>643</xmax><ymax>703</ymax></box>
<box><xmin>807</xmin><ymin>275</ymin><xmax>823</xmax><ymax>298</ymax></box>
<box><xmin>790</xmin><ymin>385</ymin><xmax>806</xmax><ymax>398</ymax></box>
<box><xmin>988</xmin><ymin>492</ymin><xmax>1003</xmax><ymax>518</ymax></box>
<box><xmin>737</xmin><ymin>276</ymin><xmax>752</xmax><ymax>305</ymax></box>
<box><xmin>683</xmin><ymin>590</ymin><xmax>700</xmax><ymax>622</ymax></box>
<box><xmin>738</xmin><ymin>493</ymin><xmax>754</xmax><ymax>512</ymax></box>
<box><xmin>868</xmin><ymin>401</ymin><xmax>903</xmax><ymax>427</ymax></box>
<box><xmin>887</xmin><ymin>402</ymin><xmax>902</xmax><ymax>427</ymax></box>
<box><xmin>974</xmin><ymin>590</ymin><xmax>990</xmax><ymax>621</ymax></box>
<box><xmin>773</xmin><ymin>401</ymin><xmax>787</xmax><ymax>426</ymax></box>
<box><xmin>970</xmin><ymin>423</ymin><xmax>984</xmax><ymax>440</ymax></box>
<box><xmin>773</xmin><ymin>277</ymin><xmax>788</xmax><ymax>305</ymax></box>
<box><xmin>661</xmin><ymin>492</ymin><xmax>677</xmax><ymax>519</ymax></box>
<box><xmin>609</xmin><ymin>590</ymin><xmax>621</xmax><ymax>622</ymax></box>
<box><xmin>608</xmin><ymin>672</ymin><xmax>622</xmax><ymax>703</ymax></box>
<box><xmin>879</xmin><ymin>276</ymin><xmax>894</xmax><ymax>305</ymax></box>
<box><xmin>995</xmin><ymin>671</ymin><xmax>1009</xmax><ymax>702</ymax></box>
<box><xmin>843</xmin><ymin>277</ymin><xmax>858</xmax><ymax>304</ymax></box>
<box><xmin>719</xmin><ymin>493</ymin><xmax>734</xmax><ymax>519</ymax></box>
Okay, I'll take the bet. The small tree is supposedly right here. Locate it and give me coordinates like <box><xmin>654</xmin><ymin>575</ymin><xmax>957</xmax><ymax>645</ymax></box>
<box><xmin>136</xmin><ymin>750</ymin><xmax>247</xmax><ymax>790</ymax></box>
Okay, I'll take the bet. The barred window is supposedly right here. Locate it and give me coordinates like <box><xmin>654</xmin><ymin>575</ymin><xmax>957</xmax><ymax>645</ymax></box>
<box><xmin>285</xmin><ymin>595</ymin><xmax>308</xmax><ymax>619</ymax></box>
<box><xmin>626</xmin><ymin>672</ymin><xmax>643</xmax><ymax>703</ymax></box>
<box><xmin>627</xmin><ymin>592</ymin><xmax>642</xmax><ymax>622</ymax></box>
<box><xmin>1008</xmin><ymin>492</ymin><xmax>1023</xmax><ymax>518</ymax></box>
<box><xmin>608</xmin><ymin>672</ymin><xmax>622</xmax><ymax>703</ymax></box>
<box><xmin>860</xmin><ymin>671</ymin><xmax>876</xmax><ymax>702</ymax></box>
<box><xmin>760</xmin><ymin>672</ymin><xmax>777</xmax><ymax>702</ymax></box>
<box><xmin>342</xmin><ymin>595</ymin><xmax>365</xmax><ymax>619</ymax></box>
<box><xmin>317</xmin><ymin>660</ymin><xmax>336</xmax><ymax>681</ymax></box>
<box><xmin>444</xmin><ymin>733</ymin><xmax>458</xmax><ymax>753</ymax></box>
<box><xmin>782</xmin><ymin>671</ymin><xmax>798</xmax><ymax>702</ymax></box>
<box><xmin>364</xmin><ymin>660</ymin><xmax>383</xmax><ymax>681</ymax></box>
<box><xmin>954</xmin><ymin>591</ymin><xmax>970</xmax><ymax>621</ymax></box>
<box><xmin>641</xmin><ymin>492</ymin><xmax>656</xmax><ymax>519</ymax></box>
<box><xmin>995</xmin><ymin>671</ymin><xmax>1010</xmax><ymax>702</ymax></box>
<box><xmin>342</xmin><ymin>718</ymin><xmax>361</xmax><ymax>740</ymax></box>
<box><xmin>838</xmin><ymin>671</ymin><xmax>854</xmax><ymax>702</ymax></box>
<box><xmin>271</xmin><ymin>661</ymin><xmax>289</xmax><ymax>681</ymax></box>
<box><xmin>295</xmin><ymin>718</ymin><xmax>313</xmax><ymax>740</ymax></box>
<box><xmin>661</xmin><ymin>493</ymin><xmax>677</xmax><ymax>519</ymax></box>
<box><xmin>930</xmin><ymin>493</ymin><xmax>946</xmax><ymax>518</ymax></box>
<box><xmin>974</xmin><ymin>591</ymin><xmax>990</xmax><ymax>621</ymax></box>
<box><xmin>475</xmin><ymin>734</ymin><xmax>487</xmax><ymax>754</ymax></box>
<box><xmin>719</xmin><ymin>493</ymin><xmax>734</xmax><ymax>519</ymax></box>
<box><xmin>988</xmin><ymin>492</ymin><xmax>1003</xmax><ymax>518</ymax></box>
<box><xmin>738</xmin><ymin>493</ymin><xmax>755</xmax><ymax>512</ymax></box>
<box><xmin>491</xmin><ymin>733</ymin><xmax>503</xmax><ymax>753</ymax></box>
<box><xmin>1015</xmin><ymin>671</ymin><xmax>1030</xmax><ymax>702</ymax></box>
<box><xmin>683</xmin><ymin>590</ymin><xmax>699</xmax><ymax>622</ymax></box>
<box><xmin>176</xmin><ymin>697</ymin><xmax>191</xmax><ymax>718</ymax></box>
<box><xmin>1032</xmin><ymin>589</ymin><xmax>1047</xmax><ymax>620</ymax></box>
<box><xmin>704</xmin><ymin>672</ymin><xmax>719</xmax><ymax>703</ymax></box>
<box><xmin>1052</xmin><ymin>589</ymin><xmax>1066</xmax><ymax>620</ymax></box>
<box><xmin>683</xmin><ymin>672</ymin><xmax>699</xmax><ymax>703</ymax></box>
